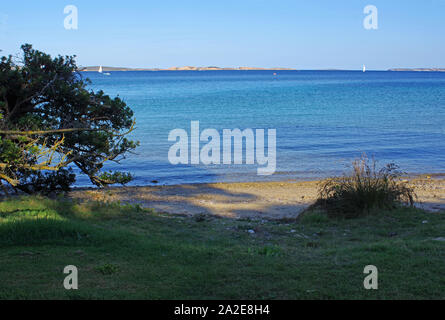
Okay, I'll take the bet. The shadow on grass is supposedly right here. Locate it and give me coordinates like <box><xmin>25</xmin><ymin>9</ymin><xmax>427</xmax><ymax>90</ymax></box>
<box><xmin>0</xmin><ymin>197</ymin><xmax>144</xmax><ymax>247</ymax></box>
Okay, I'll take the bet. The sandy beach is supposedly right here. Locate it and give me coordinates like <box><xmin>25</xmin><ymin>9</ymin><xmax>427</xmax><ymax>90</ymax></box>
<box><xmin>69</xmin><ymin>175</ymin><xmax>445</xmax><ymax>220</ymax></box>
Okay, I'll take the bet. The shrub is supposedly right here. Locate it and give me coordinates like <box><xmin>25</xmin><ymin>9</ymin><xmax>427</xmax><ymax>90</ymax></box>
<box><xmin>315</xmin><ymin>156</ymin><xmax>415</xmax><ymax>218</ymax></box>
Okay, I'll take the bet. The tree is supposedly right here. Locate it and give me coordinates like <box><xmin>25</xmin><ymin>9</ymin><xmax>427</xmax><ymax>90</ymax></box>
<box><xmin>0</xmin><ymin>44</ymin><xmax>139</xmax><ymax>194</ymax></box>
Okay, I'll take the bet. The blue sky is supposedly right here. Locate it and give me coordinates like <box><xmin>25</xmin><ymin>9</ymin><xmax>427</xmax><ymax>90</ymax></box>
<box><xmin>0</xmin><ymin>0</ymin><xmax>444</xmax><ymax>70</ymax></box>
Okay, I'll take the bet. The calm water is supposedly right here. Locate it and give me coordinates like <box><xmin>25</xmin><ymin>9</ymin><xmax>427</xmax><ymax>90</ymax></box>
<box><xmin>77</xmin><ymin>70</ymin><xmax>445</xmax><ymax>186</ymax></box>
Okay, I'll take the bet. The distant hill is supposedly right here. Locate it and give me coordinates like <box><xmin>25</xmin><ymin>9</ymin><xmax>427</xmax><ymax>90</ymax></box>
<box><xmin>79</xmin><ymin>66</ymin><xmax>295</xmax><ymax>72</ymax></box>
<box><xmin>388</xmin><ymin>68</ymin><xmax>445</xmax><ymax>72</ymax></box>
<box><xmin>79</xmin><ymin>66</ymin><xmax>159</xmax><ymax>72</ymax></box>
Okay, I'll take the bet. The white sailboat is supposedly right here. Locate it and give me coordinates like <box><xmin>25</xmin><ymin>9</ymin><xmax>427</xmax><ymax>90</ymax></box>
<box><xmin>98</xmin><ymin>65</ymin><xmax>110</xmax><ymax>76</ymax></box>
<box><xmin>362</xmin><ymin>64</ymin><xmax>366</xmax><ymax>73</ymax></box>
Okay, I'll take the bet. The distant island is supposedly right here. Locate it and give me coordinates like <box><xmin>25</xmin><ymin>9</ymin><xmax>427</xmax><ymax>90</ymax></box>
<box><xmin>79</xmin><ymin>66</ymin><xmax>445</xmax><ymax>72</ymax></box>
<box><xmin>79</xmin><ymin>66</ymin><xmax>295</xmax><ymax>72</ymax></box>
<box><xmin>388</xmin><ymin>68</ymin><xmax>445</xmax><ymax>72</ymax></box>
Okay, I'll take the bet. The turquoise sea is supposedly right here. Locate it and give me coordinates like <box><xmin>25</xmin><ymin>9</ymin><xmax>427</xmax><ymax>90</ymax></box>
<box><xmin>79</xmin><ymin>70</ymin><xmax>445</xmax><ymax>186</ymax></box>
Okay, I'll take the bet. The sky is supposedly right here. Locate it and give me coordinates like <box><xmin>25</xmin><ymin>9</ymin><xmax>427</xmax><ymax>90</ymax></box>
<box><xmin>0</xmin><ymin>0</ymin><xmax>444</xmax><ymax>70</ymax></box>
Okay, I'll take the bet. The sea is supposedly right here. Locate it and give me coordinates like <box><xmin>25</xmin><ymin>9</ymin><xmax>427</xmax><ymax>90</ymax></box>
<box><xmin>76</xmin><ymin>70</ymin><xmax>445</xmax><ymax>186</ymax></box>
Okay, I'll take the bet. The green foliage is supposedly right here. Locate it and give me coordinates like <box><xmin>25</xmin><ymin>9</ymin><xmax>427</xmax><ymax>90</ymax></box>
<box><xmin>95</xmin><ymin>264</ymin><xmax>120</xmax><ymax>275</ymax></box>
<box><xmin>315</xmin><ymin>156</ymin><xmax>416</xmax><ymax>218</ymax></box>
<box><xmin>0</xmin><ymin>44</ymin><xmax>139</xmax><ymax>193</ymax></box>
<box><xmin>17</xmin><ymin>168</ymin><xmax>76</xmax><ymax>194</ymax></box>
<box><xmin>98</xmin><ymin>171</ymin><xmax>133</xmax><ymax>186</ymax></box>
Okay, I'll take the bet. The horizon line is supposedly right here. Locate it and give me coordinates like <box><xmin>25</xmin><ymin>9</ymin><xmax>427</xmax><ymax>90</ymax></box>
<box><xmin>79</xmin><ymin>66</ymin><xmax>445</xmax><ymax>72</ymax></box>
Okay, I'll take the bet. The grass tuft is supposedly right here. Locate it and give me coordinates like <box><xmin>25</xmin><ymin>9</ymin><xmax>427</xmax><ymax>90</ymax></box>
<box><xmin>314</xmin><ymin>155</ymin><xmax>416</xmax><ymax>218</ymax></box>
<box><xmin>95</xmin><ymin>263</ymin><xmax>120</xmax><ymax>275</ymax></box>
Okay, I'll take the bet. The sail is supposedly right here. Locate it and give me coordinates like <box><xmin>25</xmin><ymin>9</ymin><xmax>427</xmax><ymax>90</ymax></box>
<box><xmin>98</xmin><ymin>66</ymin><xmax>103</xmax><ymax>73</ymax></box>
<box><xmin>363</xmin><ymin>65</ymin><xmax>366</xmax><ymax>72</ymax></box>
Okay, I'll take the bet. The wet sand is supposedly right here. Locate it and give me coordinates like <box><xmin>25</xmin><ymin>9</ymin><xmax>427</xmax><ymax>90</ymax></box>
<box><xmin>69</xmin><ymin>176</ymin><xmax>445</xmax><ymax>220</ymax></box>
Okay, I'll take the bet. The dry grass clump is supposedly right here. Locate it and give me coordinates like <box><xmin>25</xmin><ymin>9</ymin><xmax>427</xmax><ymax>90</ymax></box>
<box><xmin>316</xmin><ymin>156</ymin><xmax>415</xmax><ymax>218</ymax></box>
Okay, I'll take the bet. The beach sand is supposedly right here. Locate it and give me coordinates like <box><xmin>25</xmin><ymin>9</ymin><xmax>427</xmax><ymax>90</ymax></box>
<box><xmin>69</xmin><ymin>176</ymin><xmax>445</xmax><ymax>220</ymax></box>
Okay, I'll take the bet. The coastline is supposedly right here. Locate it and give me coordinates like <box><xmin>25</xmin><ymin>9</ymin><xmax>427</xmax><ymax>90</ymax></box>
<box><xmin>79</xmin><ymin>66</ymin><xmax>296</xmax><ymax>72</ymax></box>
<box><xmin>69</xmin><ymin>176</ymin><xmax>445</xmax><ymax>220</ymax></box>
<box><xmin>80</xmin><ymin>67</ymin><xmax>445</xmax><ymax>72</ymax></box>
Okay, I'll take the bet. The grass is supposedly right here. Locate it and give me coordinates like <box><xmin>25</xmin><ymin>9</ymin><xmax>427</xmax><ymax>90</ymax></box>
<box><xmin>316</xmin><ymin>156</ymin><xmax>415</xmax><ymax>218</ymax></box>
<box><xmin>0</xmin><ymin>196</ymin><xmax>444</xmax><ymax>299</ymax></box>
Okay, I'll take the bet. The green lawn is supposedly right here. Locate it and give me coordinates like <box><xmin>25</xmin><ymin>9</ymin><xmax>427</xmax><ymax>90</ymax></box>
<box><xmin>0</xmin><ymin>196</ymin><xmax>444</xmax><ymax>299</ymax></box>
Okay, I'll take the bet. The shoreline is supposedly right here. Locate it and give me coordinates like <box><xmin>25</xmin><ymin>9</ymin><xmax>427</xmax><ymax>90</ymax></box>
<box><xmin>79</xmin><ymin>67</ymin><xmax>296</xmax><ymax>72</ymax></box>
<box><xmin>69</xmin><ymin>171</ymin><xmax>445</xmax><ymax>191</ymax></box>
<box><xmin>69</xmin><ymin>176</ymin><xmax>445</xmax><ymax>220</ymax></box>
